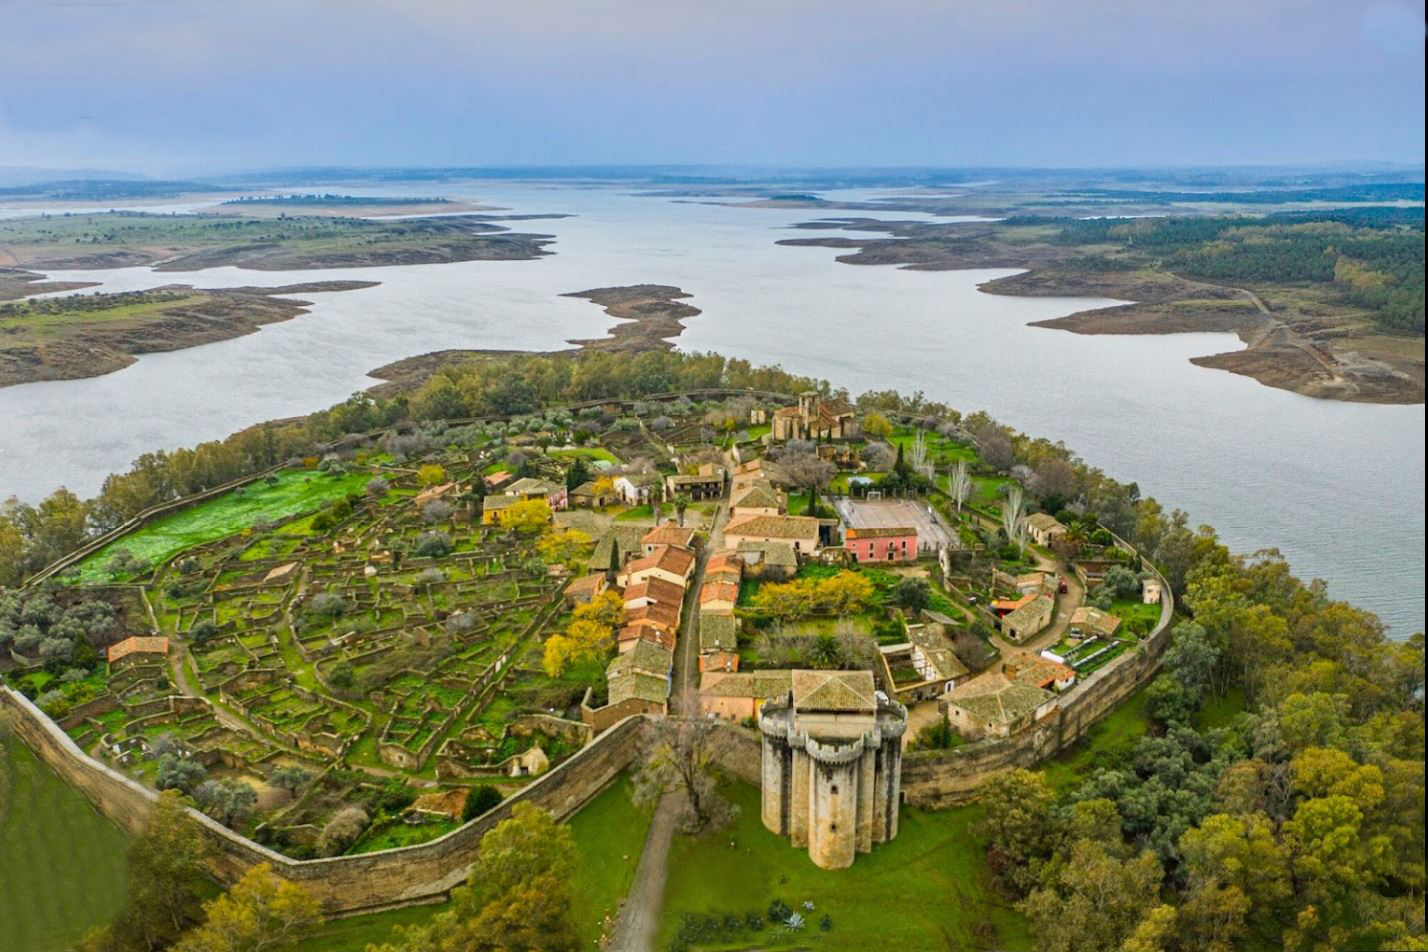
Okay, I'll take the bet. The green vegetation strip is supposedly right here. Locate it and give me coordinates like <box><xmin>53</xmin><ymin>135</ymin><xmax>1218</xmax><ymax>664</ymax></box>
<box><xmin>0</xmin><ymin>735</ymin><xmax>130</xmax><ymax>952</ymax></box>
<box><xmin>72</xmin><ymin>468</ymin><xmax>370</xmax><ymax>583</ymax></box>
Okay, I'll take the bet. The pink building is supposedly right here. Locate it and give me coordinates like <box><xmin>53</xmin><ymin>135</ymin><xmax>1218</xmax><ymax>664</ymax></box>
<box><xmin>845</xmin><ymin>526</ymin><xmax>918</xmax><ymax>563</ymax></box>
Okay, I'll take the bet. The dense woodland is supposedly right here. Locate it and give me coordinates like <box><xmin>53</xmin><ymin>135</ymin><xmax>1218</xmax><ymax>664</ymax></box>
<box><xmin>2</xmin><ymin>349</ymin><xmax>1424</xmax><ymax>951</ymax></box>
<box><xmin>1043</xmin><ymin>210</ymin><xmax>1426</xmax><ymax>334</ymax></box>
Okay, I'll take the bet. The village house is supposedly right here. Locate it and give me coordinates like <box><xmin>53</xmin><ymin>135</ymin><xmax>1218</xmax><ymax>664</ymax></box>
<box><xmin>414</xmin><ymin>481</ymin><xmax>457</xmax><ymax>507</ymax></box>
<box><xmin>730</xmin><ymin>482</ymin><xmax>784</xmax><ymax>519</ymax></box>
<box><xmin>698</xmin><ymin>580</ymin><xmax>740</xmax><ymax>613</ymax></box>
<box><xmin>563</xmin><ymin>573</ymin><xmax>608</xmax><ymax>609</ymax></box>
<box><xmin>723</xmin><ymin>513</ymin><xmax>821</xmax><ymax>556</ymax></box>
<box><xmin>583</xmin><ymin>639</ymin><xmax>673</xmax><ymax>730</ymax></box>
<box><xmin>1004</xmin><ymin>652</ymin><xmax>1077</xmax><ymax>692</ymax></box>
<box><xmin>942</xmin><ymin>671</ymin><xmax>1057</xmax><ymax>740</ymax></box>
<box><xmin>569</xmin><ymin>480</ymin><xmax>616</xmax><ymax>508</ymax></box>
<box><xmin>699</xmin><ymin>669</ymin><xmax>793</xmax><ymax>723</ymax></box>
<box><xmin>1002</xmin><ymin>594</ymin><xmax>1055</xmax><ymax>644</ymax></box>
<box><xmin>641</xmin><ymin>520</ymin><xmax>698</xmax><ymax>555</ymax></box>
<box><xmin>877</xmin><ymin>622</ymin><xmax>970</xmax><ymax>703</ymax></box>
<box><xmin>107</xmin><ymin>636</ymin><xmax>170</xmax><ymax>667</ymax></box>
<box><xmin>698</xmin><ymin>610</ymin><xmax>740</xmax><ymax>672</ymax></box>
<box><xmin>590</xmin><ymin>525</ymin><xmax>647</xmax><ymax>572</ymax></box>
<box><xmin>1142</xmin><ymin>577</ymin><xmax>1163</xmax><ymax>605</ymax></box>
<box><xmin>484</xmin><ymin>470</ymin><xmax>514</xmax><ymax>492</ymax></box>
<box><xmin>736</xmin><ymin>540</ymin><xmax>799</xmax><ymax>580</ymax></box>
<box><xmin>503</xmin><ymin>476</ymin><xmax>568</xmax><ymax>511</ymax></box>
<box><xmin>1025</xmin><ymin>512</ymin><xmax>1068</xmax><ymax>547</ymax></box>
<box><xmin>772</xmin><ymin>391</ymin><xmax>858</xmax><ymax>442</ymax></box>
<box><xmin>664</xmin><ymin>465</ymin><xmax>725</xmax><ymax>501</ymax></box>
<box><xmin>623</xmin><ymin>575</ymin><xmax>685</xmax><ymax>611</ymax></box>
<box><xmin>703</xmin><ymin>550</ymin><xmax>744</xmax><ymax>586</ymax></box>
<box><xmin>480</xmin><ymin>495</ymin><xmax>520</xmax><ymax>525</ymax></box>
<box><xmin>612</xmin><ymin>474</ymin><xmax>655</xmax><ymax>506</ymax></box>
<box><xmin>844</xmin><ymin>525</ymin><xmax>918</xmax><ymax>563</ymax></box>
<box><xmin>617</xmin><ymin>545</ymin><xmax>696</xmax><ymax>588</ymax></box>
<box><xmin>1070</xmin><ymin>606</ymin><xmax>1123</xmax><ymax>639</ymax></box>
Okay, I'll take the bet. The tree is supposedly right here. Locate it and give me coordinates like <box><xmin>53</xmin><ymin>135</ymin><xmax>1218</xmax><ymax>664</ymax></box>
<box><xmin>894</xmin><ymin>577</ymin><xmax>931</xmax><ymax>612</ymax></box>
<box><xmin>779</xmin><ymin>451</ymin><xmax>835</xmax><ymax>515</ymax></box>
<box><xmin>1122</xmin><ymin>904</ymin><xmax>1178</xmax><ymax>952</ymax></box>
<box><xmin>950</xmin><ymin>460</ymin><xmax>973</xmax><ymax>514</ymax></box>
<box><xmin>535</xmin><ymin>528</ymin><xmax>592</xmax><ymax>567</ymax></box>
<box><xmin>463</xmin><ymin>785</ymin><xmax>503</xmax><ymax>822</ymax></box>
<box><xmin>268</xmin><ymin>766</ymin><xmax>311</xmax><ymax>798</ymax></box>
<box><xmin>633</xmin><ymin>718</ymin><xmax>736</xmax><ymax>833</ymax></box>
<box><xmin>975</xmin><ymin>769</ymin><xmax>1057</xmax><ymax>896</ymax></box>
<box><xmin>173</xmin><ymin>863</ymin><xmax>320</xmax><ymax>952</ymax></box>
<box><xmin>372</xmin><ymin>803</ymin><xmax>579</xmax><ymax>952</ymax></box>
<box><xmin>1019</xmin><ymin>841</ymin><xmax>1163</xmax><ymax>952</ymax></box>
<box><xmin>89</xmin><ymin>791</ymin><xmax>210</xmax><ymax>952</ymax></box>
<box><xmin>674</xmin><ymin>494</ymin><xmax>690</xmax><ymax>527</ymax></box>
<box><xmin>502</xmin><ymin>498</ymin><xmax>553</xmax><ymax>534</ymax></box>
<box><xmin>1002</xmin><ymin>484</ymin><xmax>1026</xmax><ymax>556</ymax></box>
<box><xmin>416</xmin><ymin>464</ymin><xmax>446</xmax><ymax>487</ymax></box>
<box><xmin>156</xmin><ymin>754</ymin><xmax>208</xmax><ymax>795</ymax></box>
<box><xmin>860</xmin><ymin>411</ymin><xmax>893</xmax><ymax>440</ymax></box>
<box><xmin>317</xmin><ymin>805</ymin><xmax>369</xmax><ymax>857</ymax></box>
<box><xmin>1179</xmin><ymin>812</ymin><xmax>1291</xmax><ymax>928</ymax></box>
<box><xmin>196</xmin><ymin>779</ymin><xmax>258</xmax><ymax>828</ymax></box>
<box><xmin>564</xmin><ymin>458</ymin><xmax>590</xmax><ymax>493</ymax></box>
<box><xmin>413</xmin><ymin>530</ymin><xmax>453</xmax><ymax>558</ymax></box>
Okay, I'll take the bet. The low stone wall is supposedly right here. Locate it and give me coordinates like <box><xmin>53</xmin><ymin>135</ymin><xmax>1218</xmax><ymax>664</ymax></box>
<box><xmin>1</xmin><ymin>686</ymin><xmax>648</xmax><ymax>915</ymax></box>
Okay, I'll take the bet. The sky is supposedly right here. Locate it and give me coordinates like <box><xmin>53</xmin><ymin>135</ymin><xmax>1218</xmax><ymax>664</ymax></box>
<box><xmin>0</xmin><ymin>0</ymin><xmax>1423</xmax><ymax>174</ymax></box>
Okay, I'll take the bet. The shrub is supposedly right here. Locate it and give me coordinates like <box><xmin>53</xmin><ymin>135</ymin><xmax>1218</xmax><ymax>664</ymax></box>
<box><xmin>155</xmin><ymin>754</ymin><xmax>207</xmax><ymax>794</ymax></box>
<box><xmin>414</xmin><ymin>531</ymin><xmax>453</xmax><ymax>558</ymax></box>
<box><xmin>462</xmin><ymin>784</ymin><xmax>504</xmax><ymax>821</ymax></box>
<box><xmin>307</xmin><ymin>593</ymin><xmax>349</xmax><ymax>618</ymax></box>
<box><xmin>317</xmin><ymin>806</ymin><xmax>369</xmax><ymax>857</ymax></box>
<box><xmin>189</xmin><ymin>619</ymin><xmax>219</xmax><ymax>644</ymax></box>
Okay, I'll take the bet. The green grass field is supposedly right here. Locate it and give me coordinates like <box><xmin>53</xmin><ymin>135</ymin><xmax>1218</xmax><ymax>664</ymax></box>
<box><xmin>656</xmin><ymin>781</ymin><xmax>1031</xmax><ymax>952</ymax></box>
<box><xmin>1039</xmin><ymin>684</ymin><xmax>1151</xmax><ymax>793</ymax></box>
<box><xmin>1</xmin><ymin>734</ymin><xmax>131</xmax><ymax>952</ymax></box>
<box><xmin>72</xmin><ymin>468</ymin><xmax>370</xmax><ymax>583</ymax></box>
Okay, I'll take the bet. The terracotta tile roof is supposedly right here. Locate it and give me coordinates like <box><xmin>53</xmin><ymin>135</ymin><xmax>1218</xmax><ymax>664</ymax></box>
<box><xmin>108</xmin><ymin>636</ymin><xmax>169</xmax><ymax>664</ymax></box>
<box><xmin>700</xmin><ymin>669</ymin><xmax>792</xmax><ymax>699</ymax></box>
<box><xmin>505</xmin><ymin>477</ymin><xmax>562</xmax><ymax>496</ymax></box>
<box><xmin>949</xmin><ymin>672</ymin><xmax>1052</xmax><ymax>725</ymax></box>
<box><xmin>617</xmin><ymin>624</ymin><xmax>676</xmax><ymax>651</ymax></box>
<box><xmin>1070</xmin><ymin>606</ymin><xmax>1122</xmax><ymax>636</ymax></box>
<box><xmin>735</xmin><ymin>539</ymin><xmax>799</xmax><ymax>568</ymax></box>
<box><xmin>908</xmin><ymin>625</ymin><xmax>969</xmax><ymax>680</ymax></box>
<box><xmin>641</xmin><ymin>522</ymin><xmax>698</xmax><ymax>549</ymax></box>
<box><xmin>791</xmin><ymin>669</ymin><xmax>876</xmax><ymax>713</ymax></box>
<box><xmin>623</xmin><ymin>576</ymin><xmax>685</xmax><ymax>606</ymax></box>
<box><xmin>724</xmin><ymin>513</ymin><xmax>820</xmax><ymax>541</ymax></box>
<box><xmin>609</xmin><ymin>638</ymin><xmax>673</xmax><ymax>678</ymax></box>
<box><xmin>1005</xmin><ymin>653</ymin><xmax>1076</xmax><ymax>690</ymax></box>
<box><xmin>699</xmin><ymin>581</ymin><xmax>740</xmax><ymax>605</ymax></box>
<box><xmin>732</xmin><ymin>484</ymin><xmax>782</xmax><ymax>511</ymax></box>
<box><xmin>566</xmin><ymin>574</ymin><xmax>607</xmax><ymax>597</ymax></box>
<box><xmin>624</xmin><ymin>600</ymin><xmax>681</xmax><ymax>631</ymax></box>
<box><xmin>845</xmin><ymin>526</ymin><xmax>917</xmax><ymax>539</ymax></box>
<box><xmin>624</xmin><ymin>545</ymin><xmax>695</xmax><ymax>579</ymax></box>
<box><xmin>1025</xmin><ymin>512</ymin><xmax>1067</xmax><ymax>533</ymax></box>
<box><xmin>608</xmin><ymin>672</ymin><xmax>670</xmax><ymax>706</ymax></box>
<box><xmin>1004</xmin><ymin>595</ymin><xmax>1054</xmax><ymax>631</ymax></box>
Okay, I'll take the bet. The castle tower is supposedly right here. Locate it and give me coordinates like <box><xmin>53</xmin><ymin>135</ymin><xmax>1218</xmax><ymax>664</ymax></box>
<box><xmin>758</xmin><ymin>670</ymin><xmax>907</xmax><ymax>869</ymax></box>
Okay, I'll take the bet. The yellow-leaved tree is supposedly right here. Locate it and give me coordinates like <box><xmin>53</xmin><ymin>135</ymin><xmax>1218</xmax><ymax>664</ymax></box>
<box><xmin>502</xmin><ymin>498</ymin><xmax>552</xmax><ymax>534</ymax></box>
<box><xmin>417</xmin><ymin>463</ymin><xmax>447</xmax><ymax>487</ymax></box>
<box><xmin>542</xmin><ymin>591</ymin><xmax>623</xmax><ymax>676</ymax></box>
<box><xmin>174</xmin><ymin>863</ymin><xmax>320</xmax><ymax>952</ymax></box>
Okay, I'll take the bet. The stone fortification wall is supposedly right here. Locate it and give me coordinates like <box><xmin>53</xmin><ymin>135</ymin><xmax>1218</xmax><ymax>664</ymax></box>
<box><xmin>1</xmin><ymin>687</ymin><xmax>647</xmax><ymax>915</ymax></box>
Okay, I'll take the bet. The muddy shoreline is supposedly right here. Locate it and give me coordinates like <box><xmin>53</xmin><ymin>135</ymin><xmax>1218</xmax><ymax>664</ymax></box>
<box><xmin>777</xmin><ymin>219</ymin><xmax>1424</xmax><ymax>405</ymax></box>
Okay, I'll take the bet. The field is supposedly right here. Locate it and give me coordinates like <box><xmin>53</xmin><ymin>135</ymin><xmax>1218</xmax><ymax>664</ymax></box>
<box><xmin>277</xmin><ymin>774</ymin><xmax>652</xmax><ymax>951</ymax></box>
<box><xmin>0</xmin><ymin>735</ymin><xmax>130</xmax><ymax>952</ymax></box>
<box><xmin>656</xmin><ymin>781</ymin><xmax>1032</xmax><ymax>951</ymax></box>
<box><xmin>72</xmin><ymin>467</ymin><xmax>372</xmax><ymax>583</ymax></box>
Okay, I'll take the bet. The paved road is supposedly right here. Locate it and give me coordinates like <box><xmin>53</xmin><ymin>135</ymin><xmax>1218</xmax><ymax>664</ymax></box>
<box><xmin>670</xmin><ymin>500</ymin><xmax>728</xmax><ymax>714</ymax></box>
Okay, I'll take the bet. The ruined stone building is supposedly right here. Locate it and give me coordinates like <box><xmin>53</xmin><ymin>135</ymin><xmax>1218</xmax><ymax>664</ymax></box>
<box><xmin>758</xmin><ymin>670</ymin><xmax>907</xmax><ymax>869</ymax></box>
<box><xmin>771</xmin><ymin>391</ymin><xmax>857</xmax><ymax>442</ymax></box>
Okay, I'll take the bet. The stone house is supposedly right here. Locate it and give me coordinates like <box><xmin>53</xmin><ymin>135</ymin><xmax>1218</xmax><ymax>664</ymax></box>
<box><xmin>613</xmin><ymin>475</ymin><xmax>654</xmax><ymax>506</ymax></box>
<box><xmin>942</xmin><ymin>671</ymin><xmax>1056</xmax><ymax>740</ymax></box>
<box><xmin>736</xmin><ymin>540</ymin><xmax>799</xmax><ymax>580</ymax></box>
<box><xmin>731</xmin><ymin>483</ymin><xmax>784</xmax><ymax>519</ymax></box>
<box><xmin>699</xmin><ymin>669</ymin><xmax>792</xmax><ymax>723</ymax></box>
<box><xmin>665</xmin><ymin>466</ymin><xmax>725</xmax><ymax>501</ymax></box>
<box><xmin>1002</xmin><ymin>594</ymin><xmax>1055</xmax><ymax>644</ymax></box>
<box><xmin>1025</xmin><ymin>512</ymin><xmax>1068</xmax><ymax>547</ymax></box>
<box><xmin>563</xmin><ymin>573</ymin><xmax>608</xmax><ymax>609</ymax></box>
<box><xmin>1005</xmin><ymin>652</ymin><xmax>1077</xmax><ymax>691</ymax></box>
<box><xmin>504</xmin><ymin>477</ymin><xmax>568</xmax><ymax>512</ymax></box>
<box><xmin>641</xmin><ymin>521</ymin><xmax>698</xmax><ymax>555</ymax></box>
<box><xmin>616</xmin><ymin>545</ymin><xmax>695</xmax><ymax>589</ymax></box>
<box><xmin>1070</xmin><ymin>606</ymin><xmax>1123</xmax><ymax>638</ymax></box>
<box><xmin>877</xmin><ymin>622</ymin><xmax>971</xmax><ymax>704</ymax></box>
<box><xmin>723</xmin><ymin>514</ymin><xmax>821</xmax><ymax>556</ymax></box>
<box><xmin>698</xmin><ymin>610</ymin><xmax>740</xmax><ymax>672</ymax></box>
<box><xmin>1142</xmin><ymin>577</ymin><xmax>1163</xmax><ymax>605</ymax></box>
<box><xmin>698</xmin><ymin>580</ymin><xmax>740</xmax><ymax>613</ymax></box>
<box><xmin>107</xmin><ymin>636</ymin><xmax>170</xmax><ymax>667</ymax></box>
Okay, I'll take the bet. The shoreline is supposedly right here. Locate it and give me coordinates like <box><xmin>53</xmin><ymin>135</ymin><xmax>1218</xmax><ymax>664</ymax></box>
<box><xmin>777</xmin><ymin>219</ymin><xmax>1424</xmax><ymax>405</ymax></box>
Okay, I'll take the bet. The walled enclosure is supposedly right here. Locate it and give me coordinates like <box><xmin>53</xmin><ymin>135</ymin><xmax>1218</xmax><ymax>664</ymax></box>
<box><xmin>1</xmin><ymin>687</ymin><xmax>647</xmax><ymax>915</ymax></box>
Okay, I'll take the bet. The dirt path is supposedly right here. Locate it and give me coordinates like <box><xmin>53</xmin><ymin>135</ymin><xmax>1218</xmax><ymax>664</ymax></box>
<box><xmin>608</xmin><ymin>792</ymin><xmax>679</xmax><ymax>952</ymax></box>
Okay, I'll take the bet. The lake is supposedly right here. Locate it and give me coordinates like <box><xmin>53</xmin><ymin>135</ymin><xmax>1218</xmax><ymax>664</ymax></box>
<box><xmin>0</xmin><ymin>184</ymin><xmax>1422</xmax><ymax>635</ymax></box>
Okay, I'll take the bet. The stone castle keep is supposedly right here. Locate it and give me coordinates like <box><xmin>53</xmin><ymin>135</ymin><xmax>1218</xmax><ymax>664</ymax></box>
<box><xmin>758</xmin><ymin>670</ymin><xmax>908</xmax><ymax>869</ymax></box>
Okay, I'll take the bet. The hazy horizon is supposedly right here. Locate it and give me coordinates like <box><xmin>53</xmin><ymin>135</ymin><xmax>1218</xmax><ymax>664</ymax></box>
<box><xmin>1</xmin><ymin>0</ymin><xmax>1423</xmax><ymax>174</ymax></box>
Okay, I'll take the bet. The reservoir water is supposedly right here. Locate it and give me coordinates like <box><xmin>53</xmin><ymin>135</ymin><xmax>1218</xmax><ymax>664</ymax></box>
<box><xmin>0</xmin><ymin>184</ymin><xmax>1422</xmax><ymax>636</ymax></box>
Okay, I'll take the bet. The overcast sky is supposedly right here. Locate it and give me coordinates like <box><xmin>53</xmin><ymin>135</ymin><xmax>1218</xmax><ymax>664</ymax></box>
<box><xmin>0</xmin><ymin>0</ymin><xmax>1423</xmax><ymax>174</ymax></box>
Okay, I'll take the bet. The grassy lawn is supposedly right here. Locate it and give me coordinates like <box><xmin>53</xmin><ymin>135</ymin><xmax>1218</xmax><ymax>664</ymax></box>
<box><xmin>656</xmin><ymin>781</ymin><xmax>1031</xmax><ymax>952</ymax></box>
<box><xmin>549</xmin><ymin>447</ymin><xmax>621</xmax><ymax>464</ymax></box>
<box><xmin>1</xmin><ymin>735</ymin><xmax>131</xmax><ymax>952</ymax></box>
<box><xmin>277</xmin><ymin>775</ymin><xmax>651</xmax><ymax>952</ymax></box>
<box><xmin>615</xmin><ymin>505</ymin><xmax>655</xmax><ymax>522</ymax></box>
<box><xmin>71</xmin><ymin>468</ymin><xmax>370</xmax><ymax>583</ymax></box>
<box><xmin>1039</xmin><ymin>684</ymin><xmax>1150</xmax><ymax>793</ymax></box>
<box><xmin>1196</xmin><ymin>687</ymin><xmax>1247</xmax><ymax>731</ymax></box>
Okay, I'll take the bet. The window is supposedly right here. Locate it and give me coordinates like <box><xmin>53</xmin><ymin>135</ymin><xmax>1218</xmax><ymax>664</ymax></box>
<box><xmin>830</xmin><ymin>784</ymin><xmax>839</xmax><ymax>795</ymax></box>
